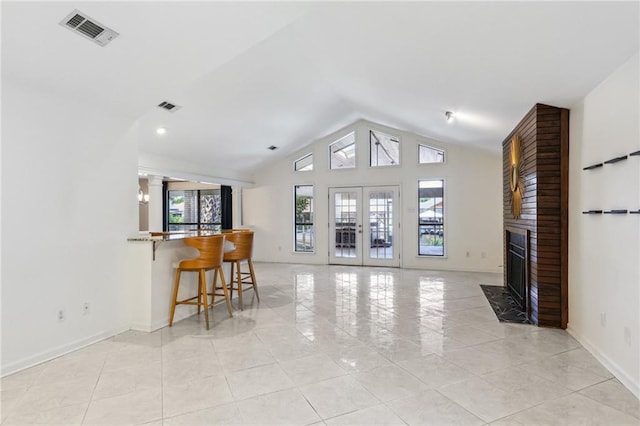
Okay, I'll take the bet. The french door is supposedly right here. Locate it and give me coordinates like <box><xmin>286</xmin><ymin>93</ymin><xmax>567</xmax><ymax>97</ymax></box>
<box><xmin>329</xmin><ymin>186</ymin><xmax>400</xmax><ymax>267</ymax></box>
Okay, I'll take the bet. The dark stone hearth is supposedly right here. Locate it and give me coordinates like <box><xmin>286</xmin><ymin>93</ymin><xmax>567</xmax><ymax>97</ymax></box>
<box><xmin>480</xmin><ymin>284</ymin><xmax>530</xmax><ymax>324</ymax></box>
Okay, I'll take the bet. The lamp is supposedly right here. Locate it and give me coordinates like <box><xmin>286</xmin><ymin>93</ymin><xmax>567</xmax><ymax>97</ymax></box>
<box><xmin>445</xmin><ymin>111</ymin><xmax>455</xmax><ymax>122</ymax></box>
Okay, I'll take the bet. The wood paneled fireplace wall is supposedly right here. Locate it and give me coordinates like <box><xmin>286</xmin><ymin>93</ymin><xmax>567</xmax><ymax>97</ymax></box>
<box><xmin>502</xmin><ymin>104</ymin><xmax>569</xmax><ymax>328</ymax></box>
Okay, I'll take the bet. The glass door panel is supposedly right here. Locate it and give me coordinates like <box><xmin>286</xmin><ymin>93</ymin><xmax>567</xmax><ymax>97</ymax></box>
<box><xmin>364</xmin><ymin>186</ymin><xmax>399</xmax><ymax>267</ymax></box>
<box><xmin>366</xmin><ymin>188</ymin><xmax>394</xmax><ymax>260</ymax></box>
<box><xmin>329</xmin><ymin>188</ymin><xmax>362</xmax><ymax>265</ymax></box>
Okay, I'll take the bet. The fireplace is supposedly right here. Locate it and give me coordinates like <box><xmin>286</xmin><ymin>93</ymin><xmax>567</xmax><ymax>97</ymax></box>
<box><xmin>506</xmin><ymin>229</ymin><xmax>528</xmax><ymax>311</ymax></box>
<box><xmin>502</xmin><ymin>104</ymin><xmax>568</xmax><ymax>328</ymax></box>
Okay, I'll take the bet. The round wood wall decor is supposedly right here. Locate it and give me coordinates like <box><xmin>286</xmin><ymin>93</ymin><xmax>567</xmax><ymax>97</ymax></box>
<box><xmin>510</xmin><ymin>135</ymin><xmax>524</xmax><ymax>219</ymax></box>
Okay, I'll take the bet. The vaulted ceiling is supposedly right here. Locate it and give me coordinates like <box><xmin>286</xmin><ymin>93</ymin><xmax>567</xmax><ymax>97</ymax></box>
<box><xmin>3</xmin><ymin>2</ymin><xmax>639</xmax><ymax>182</ymax></box>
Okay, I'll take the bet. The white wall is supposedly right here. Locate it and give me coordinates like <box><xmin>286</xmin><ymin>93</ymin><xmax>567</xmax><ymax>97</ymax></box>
<box><xmin>568</xmin><ymin>53</ymin><xmax>640</xmax><ymax>396</ymax></box>
<box><xmin>244</xmin><ymin>120</ymin><xmax>503</xmax><ymax>273</ymax></box>
<box><xmin>1</xmin><ymin>80</ymin><xmax>139</xmax><ymax>375</ymax></box>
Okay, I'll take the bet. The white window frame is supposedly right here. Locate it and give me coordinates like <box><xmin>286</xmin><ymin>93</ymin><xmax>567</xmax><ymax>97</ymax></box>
<box><xmin>294</xmin><ymin>153</ymin><xmax>313</xmax><ymax>172</ymax></box>
<box><xmin>417</xmin><ymin>178</ymin><xmax>446</xmax><ymax>257</ymax></box>
<box><xmin>369</xmin><ymin>129</ymin><xmax>400</xmax><ymax>167</ymax></box>
<box><xmin>294</xmin><ymin>185</ymin><xmax>315</xmax><ymax>253</ymax></box>
<box><xmin>418</xmin><ymin>143</ymin><xmax>446</xmax><ymax>165</ymax></box>
<box><xmin>329</xmin><ymin>131</ymin><xmax>357</xmax><ymax>170</ymax></box>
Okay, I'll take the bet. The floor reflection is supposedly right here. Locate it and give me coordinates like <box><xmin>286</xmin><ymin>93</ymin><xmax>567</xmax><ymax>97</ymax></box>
<box><xmin>3</xmin><ymin>263</ymin><xmax>636</xmax><ymax>425</ymax></box>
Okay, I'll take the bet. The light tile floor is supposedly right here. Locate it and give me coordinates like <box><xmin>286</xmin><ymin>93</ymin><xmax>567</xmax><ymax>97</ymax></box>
<box><xmin>2</xmin><ymin>263</ymin><xmax>638</xmax><ymax>425</ymax></box>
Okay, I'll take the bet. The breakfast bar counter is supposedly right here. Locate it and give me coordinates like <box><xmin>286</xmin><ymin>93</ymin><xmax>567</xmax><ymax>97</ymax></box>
<box><xmin>126</xmin><ymin>231</ymin><xmax>233</xmax><ymax>331</ymax></box>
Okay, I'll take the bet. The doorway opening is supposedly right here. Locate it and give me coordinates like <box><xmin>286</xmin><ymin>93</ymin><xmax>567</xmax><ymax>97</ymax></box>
<box><xmin>329</xmin><ymin>186</ymin><xmax>400</xmax><ymax>267</ymax></box>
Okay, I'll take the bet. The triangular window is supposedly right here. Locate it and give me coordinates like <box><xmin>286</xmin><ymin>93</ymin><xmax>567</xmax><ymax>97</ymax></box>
<box><xmin>329</xmin><ymin>132</ymin><xmax>356</xmax><ymax>169</ymax></box>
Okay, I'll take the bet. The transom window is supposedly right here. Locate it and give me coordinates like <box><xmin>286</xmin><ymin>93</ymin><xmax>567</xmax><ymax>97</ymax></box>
<box><xmin>294</xmin><ymin>153</ymin><xmax>313</xmax><ymax>171</ymax></box>
<box><xmin>419</xmin><ymin>144</ymin><xmax>445</xmax><ymax>164</ymax></box>
<box><xmin>329</xmin><ymin>132</ymin><xmax>356</xmax><ymax>169</ymax></box>
<box><xmin>370</xmin><ymin>130</ymin><xmax>400</xmax><ymax>167</ymax></box>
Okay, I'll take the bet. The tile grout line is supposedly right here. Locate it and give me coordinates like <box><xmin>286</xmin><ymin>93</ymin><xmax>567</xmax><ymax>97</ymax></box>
<box><xmin>80</xmin><ymin>348</ymin><xmax>108</xmax><ymax>425</ymax></box>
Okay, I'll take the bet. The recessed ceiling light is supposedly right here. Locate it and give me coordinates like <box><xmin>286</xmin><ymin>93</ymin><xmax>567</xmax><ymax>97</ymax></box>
<box><xmin>156</xmin><ymin>127</ymin><xmax>167</xmax><ymax>135</ymax></box>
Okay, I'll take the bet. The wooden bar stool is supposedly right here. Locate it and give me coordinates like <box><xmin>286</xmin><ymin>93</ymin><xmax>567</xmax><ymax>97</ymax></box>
<box><xmin>169</xmin><ymin>235</ymin><xmax>233</xmax><ymax>330</ymax></box>
<box><xmin>219</xmin><ymin>231</ymin><xmax>259</xmax><ymax>310</ymax></box>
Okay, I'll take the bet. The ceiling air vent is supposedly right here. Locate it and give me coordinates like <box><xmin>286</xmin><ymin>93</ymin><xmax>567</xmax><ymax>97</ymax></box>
<box><xmin>158</xmin><ymin>101</ymin><xmax>182</xmax><ymax>113</ymax></box>
<box><xmin>59</xmin><ymin>10</ymin><xmax>119</xmax><ymax>47</ymax></box>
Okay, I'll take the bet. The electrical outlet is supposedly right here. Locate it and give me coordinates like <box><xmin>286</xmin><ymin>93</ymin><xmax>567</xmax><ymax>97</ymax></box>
<box><xmin>57</xmin><ymin>309</ymin><xmax>65</xmax><ymax>322</ymax></box>
<box><xmin>481</xmin><ymin>252</ymin><xmax>486</xmax><ymax>259</ymax></box>
<box><xmin>624</xmin><ymin>327</ymin><xmax>631</xmax><ymax>345</ymax></box>
<box><xmin>82</xmin><ymin>302</ymin><xmax>90</xmax><ymax>315</ymax></box>
<box><xmin>600</xmin><ymin>312</ymin><xmax>606</xmax><ymax>327</ymax></box>
<box><xmin>466</xmin><ymin>251</ymin><xmax>470</xmax><ymax>258</ymax></box>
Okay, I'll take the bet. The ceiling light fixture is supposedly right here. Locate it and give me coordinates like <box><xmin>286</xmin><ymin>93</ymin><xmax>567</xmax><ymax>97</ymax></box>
<box><xmin>156</xmin><ymin>127</ymin><xmax>167</xmax><ymax>135</ymax></box>
<box><xmin>138</xmin><ymin>185</ymin><xmax>149</xmax><ymax>204</ymax></box>
<box><xmin>445</xmin><ymin>111</ymin><xmax>455</xmax><ymax>122</ymax></box>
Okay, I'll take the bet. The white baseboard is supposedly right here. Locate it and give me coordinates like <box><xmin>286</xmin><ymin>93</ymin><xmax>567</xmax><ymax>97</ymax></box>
<box><xmin>1</xmin><ymin>326</ymin><xmax>129</xmax><ymax>377</ymax></box>
<box><xmin>130</xmin><ymin>310</ymin><xmax>194</xmax><ymax>332</ymax></box>
<box><xmin>567</xmin><ymin>324</ymin><xmax>639</xmax><ymax>398</ymax></box>
<box><xmin>4</xmin><ymin>310</ymin><xmax>209</xmax><ymax>376</ymax></box>
<box><xmin>403</xmin><ymin>265</ymin><xmax>503</xmax><ymax>274</ymax></box>
<box><xmin>253</xmin><ymin>260</ymin><xmax>503</xmax><ymax>275</ymax></box>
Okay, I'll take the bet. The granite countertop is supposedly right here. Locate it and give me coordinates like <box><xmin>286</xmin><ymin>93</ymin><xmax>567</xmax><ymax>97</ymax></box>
<box><xmin>127</xmin><ymin>230</ymin><xmax>220</xmax><ymax>242</ymax></box>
